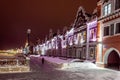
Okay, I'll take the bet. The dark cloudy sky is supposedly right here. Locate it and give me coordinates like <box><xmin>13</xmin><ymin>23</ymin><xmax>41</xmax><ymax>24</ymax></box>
<box><xmin>0</xmin><ymin>0</ymin><xmax>97</xmax><ymax>49</ymax></box>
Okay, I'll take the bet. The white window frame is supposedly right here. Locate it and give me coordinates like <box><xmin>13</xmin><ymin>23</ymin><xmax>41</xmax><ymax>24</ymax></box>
<box><xmin>114</xmin><ymin>0</ymin><xmax>120</xmax><ymax>11</ymax></box>
<box><xmin>103</xmin><ymin>3</ymin><xmax>112</xmax><ymax>16</ymax></box>
<box><xmin>115</xmin><ymin>22</ymin><xmax>120</xmax><ymax>35</ymax></box>
<box><xmin>103</xmin><ymin>26</ymin><xmax>110</xmax><ymax>37</ymax></box>
<box><xmin>103</xmin><ymin>23</ymin><xmax>115</xmax><ymax>38</ymax></box>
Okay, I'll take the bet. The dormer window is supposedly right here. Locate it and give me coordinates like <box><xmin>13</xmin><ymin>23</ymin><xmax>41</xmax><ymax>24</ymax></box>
<box><xmin>103</xmin><ymin>3</ymin><xmax>111</xmax><ymax>16</ymax></box>
<box><xmin>115</xmin><ymin>0</ymin><xmax>120</xmax><ymax>10</ymax></box>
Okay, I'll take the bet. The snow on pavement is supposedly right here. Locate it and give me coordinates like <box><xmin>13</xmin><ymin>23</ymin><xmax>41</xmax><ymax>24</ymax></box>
<box><xmin>42</xmin><ymin>56</ymin><xmax>120</xmax><ymax>80</ymax></box>
<box><xmin>42</xmin><ymin>56</ymin><xmax>98</xmax><ymax>69</ymax></box>
<box><xmin>42</xmin><ymin>56</ymin><xmax>73</xmax><ymax>64</ymax></box>
<box><xmin>61</xmin><ymin>66</ymin><xmax>120</xmax><ymax>80</ymax></box>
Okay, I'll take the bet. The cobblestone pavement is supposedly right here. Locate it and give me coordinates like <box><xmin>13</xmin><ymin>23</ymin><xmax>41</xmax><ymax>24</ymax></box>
<box><xmin>0</xmin><ymin>57</ymin><xmax>119</xmax><ymax>80</ymax></box>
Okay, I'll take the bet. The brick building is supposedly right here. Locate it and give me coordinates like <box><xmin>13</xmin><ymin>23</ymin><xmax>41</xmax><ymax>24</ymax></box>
<box><xmin>96</xmin><ymin>0</ymin><xmax>120</xmax><ymax>70</ymax></box>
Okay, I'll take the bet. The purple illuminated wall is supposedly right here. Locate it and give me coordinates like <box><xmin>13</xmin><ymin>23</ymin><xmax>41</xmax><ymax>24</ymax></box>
<box><xmin>87</xmin><ymin>20</ymin><xmax>97</xmax><ymax>42</ymax></box>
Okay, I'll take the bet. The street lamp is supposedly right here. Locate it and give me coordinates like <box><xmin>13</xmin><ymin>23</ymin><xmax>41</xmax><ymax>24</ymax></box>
<box><xmin>27</xmin><ymin>29</ymin><xmax>31</xmax><ymax>46</ymax></box>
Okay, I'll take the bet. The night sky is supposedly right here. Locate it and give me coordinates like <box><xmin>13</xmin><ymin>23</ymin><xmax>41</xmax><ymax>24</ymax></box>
<box><xmin>0</xmin><ymin>0</ymin><xmax>97</xmax><ymax>49</ymax></box>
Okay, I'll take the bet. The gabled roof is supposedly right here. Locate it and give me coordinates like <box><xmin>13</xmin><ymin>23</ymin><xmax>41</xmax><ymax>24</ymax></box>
<box><xmin>73</xmin><ymin>6</ymin><xmax>91</xmax><ymax>28</ymax></box>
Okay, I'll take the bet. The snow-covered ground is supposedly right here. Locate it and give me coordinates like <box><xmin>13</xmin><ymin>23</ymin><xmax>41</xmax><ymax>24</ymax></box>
<box><xmin>42</xmin><ymin>56</ymin><xmax>98</xmax><ymax>69</ymax></box>
<box><xmin>42</xmin><ymin>56</ymin><xmax>73</xmax><ymax>64</ymax></box>
<box><xmin>61</xmin><ymin>67</ymin><xmax>120</xmax><ymax>80</ymax></box>
<box><xmin>43</xmin><ymin>56</ymin><xmax>120</xmax><ymax>80</ymax></box>
<box><xmin>61</xmin><ymin>61</ymin><xmax>97</xmax><ymax>69</ymax></box>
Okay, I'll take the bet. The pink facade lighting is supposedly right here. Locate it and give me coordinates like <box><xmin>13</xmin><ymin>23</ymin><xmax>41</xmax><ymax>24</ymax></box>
<box><xmin>48</xmin><ymin>41</ymin><xmax>52</xmax><ymax>49</ymax></box>
<box><xmin>52</xmin><ymin>38</ymin><xmax>55</xmax><ymax>49</ymax></box>
<box><xmin>87</xmin><ymin>20</ymin><xmax>97</xmax><ymax>42</ymax></box>
<box><xmin>61</xmin><ymin>35</ymin><xmax>66</xmax><ymax>48</ymax></box>
<box><xmin>51</xmin><ymin>37</ymin><xmax>57</xmax><ymax>49</ymax></box>
<box><xmin>66</xmin><ymin>28</ymin><xmax>74</xmax><ymax>46</ymax></box>
<box><xmin>66</xmin><ymin>28</ymin><xmax>74</xmax><ymax>37</ymax></box>
<box><xmin>68</xmin><ymin>36</ymin><xmax>73</xmax><ymax>46</ymax></box>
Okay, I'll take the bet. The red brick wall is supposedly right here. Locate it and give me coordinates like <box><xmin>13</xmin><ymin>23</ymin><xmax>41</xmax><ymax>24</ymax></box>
<box><xmin>97</xmin><ymin>4</ymin><xmax>101</xmax><ymax>18</ymax></box>
<box><xmin>102</xmin><ymin>35</ymin><xmax>120</xmax><ymax>60</ymax></box>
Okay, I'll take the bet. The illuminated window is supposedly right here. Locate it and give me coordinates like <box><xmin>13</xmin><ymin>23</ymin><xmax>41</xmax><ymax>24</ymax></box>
<box><xmin>74</xmin><ymin>34</ymin><xmax>78</xmax><ymax>44</ymax></box>
<box><xmin>90</xmin><ymin>29</ymin><xmax>94</xmax><ymax>39</ymax></box>
<box><xmin>78</xmin><ymin>33</ymin><xmax>81</xmax><ymax>44</ymax></box>
<box><xmin>83</xmin><ymin>31</ymin><xmax>86</xmax><ymax>41</ymax></box>
<box><xmin>115</xmin><ymin>23</ymin><xmax>120</xmax><ymax>34</ymax></box>
<box><xmin>81</xmin><ymin>31</ymin><xmax>86</xmax><ymax>43</ymax></box>
<box><xmin>103</xmin><ymin>4</ymin><xmax>111</xmax><ymax>16</ymax></box>
<box><xmin>115</xmin><ymin>0</ymin><xmax>120</xmax><ymax>10</ymax></box>
<box><xmin>69</xmin><ymin>36</ymin><xmax>73</xmax><ymax>46</ymax></box>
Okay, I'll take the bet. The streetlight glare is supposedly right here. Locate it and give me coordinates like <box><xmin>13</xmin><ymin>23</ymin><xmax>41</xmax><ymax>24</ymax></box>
<box><xmin>27</xmin><ymin>29</ymin><xmax>31</xmax><ymax>34</ymax></box>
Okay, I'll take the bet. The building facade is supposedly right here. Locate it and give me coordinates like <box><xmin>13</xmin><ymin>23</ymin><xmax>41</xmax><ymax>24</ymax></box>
<box><xmin>33</xmin><ymin>1</ymin><xmax>120</xmax><ymax>70</ymax></box>
<box><xmin>87</xmin><ymin>14</ymin><xmax>97</xmax><ymax>61</ymax></box>
<box><xmin>73</xmin><ymin>7</ymin><xmax>89</xmax><ymax>60</ymax></box>
<box><xmin>97</xmin><ymin>0</ymin><xmax>120</xmax><ymax>70</ymax></box>
<box><xmin>35</xmin><ymin>6</ymin><xmax>97</xmax><ymax>60</ymax></box>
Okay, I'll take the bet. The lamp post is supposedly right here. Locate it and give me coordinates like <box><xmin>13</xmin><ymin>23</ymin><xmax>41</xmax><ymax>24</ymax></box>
<box><xmin>26</xmin><ymin>29</ymin><xmax>31</xmax><ymax>54</ymax></box>
<box><xmin>27</xmin><ymin>29</ymin><xmax>31</xmax><ymax>46</ymax></box>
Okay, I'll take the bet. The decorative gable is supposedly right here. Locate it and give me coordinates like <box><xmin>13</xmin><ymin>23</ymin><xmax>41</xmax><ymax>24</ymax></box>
<box><xmin>74</xmin><ymin>6</ymin><xmax>89</xmax><ymax>28</ymax></box>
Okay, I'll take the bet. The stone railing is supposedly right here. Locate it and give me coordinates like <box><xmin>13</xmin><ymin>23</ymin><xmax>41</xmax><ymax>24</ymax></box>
<box><xmin>0</xmin><ymin>59</ymin><xmax>30</xmax><ymax>73</ymax></box>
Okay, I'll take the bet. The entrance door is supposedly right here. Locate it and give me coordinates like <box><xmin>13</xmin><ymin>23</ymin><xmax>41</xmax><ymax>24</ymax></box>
<box><xmin>79</xmin><ymin>50</ymin><xmax>82</xmax><ymax>59</ymax></box>
<box><xmin>107</xmin><ymin>50</ymin><xmax>120</xmax><ymax>70</ymax></box>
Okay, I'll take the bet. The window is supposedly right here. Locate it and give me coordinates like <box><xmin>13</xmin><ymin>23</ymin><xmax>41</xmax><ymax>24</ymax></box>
<box><xmin>68</xmin><ymin>36</ymin><xmax>73</xmax><ymax>46</ymax></box>
<box><xmin>90</xmin><ymin>29</ymin><xmax>94</xmax><ymax>39</ymax></box>
<box><xmin>82</xmin><ymin>47</ymin><xmax>86</xmax><ymax>59</ymax></box>
<box><xmin>103</xmin><ymin>4</ymin><xmax>111</xmax><ymax>16</ymax></box>
<box><xmin>78</xmin><ymin>33</ymin><xmax>81</xmax><ymax>44</ymax></box>
<box><xmin>83</xmin><ymin>31</ymin><xmax>86</xmax><ymax>41</ymax></box>
<box><xmin>115</xmin><ymin>23</ymin><xmax>120</xmax><ymax>34</ymax></box>
<box><xmin>81</xmin><ymin>31</ymin><xmax>86</xmax><ymax>43</ymax></box>
<box><xmin>115</xmin><ymin>0</ymin><xmax>120</xmax><ymax>10</ymax></box>
<box><xmin>109</xmin><ymin>24</ymin><xmax>114</xmax><ymax>35</ymax></box>
<box><xmin>104</xmin><ymin>26</ymin><xmax>109</xmax><ymax>36</ymax></box>
<box><xmin>89</xmin><ymin>47</ymin><xmax>96</xmax><ymax>59</ymax></box>
<box><xmin>74</xmin><ymin>34</ymin><xmax>78</xmax><ymax>45</ymax></box>
<box><xmin>89</xmin><ymin>28</ymin><xmax>97</xmax><ymax>41</ymax></box>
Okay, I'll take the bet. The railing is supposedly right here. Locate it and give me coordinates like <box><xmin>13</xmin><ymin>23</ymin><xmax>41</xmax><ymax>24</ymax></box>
<box><xmin>0</xmin><ymin>59</ymin><xmax>30</xmax><ymax>72</ymax></box>
<box><xmin>0</xmin><ymin>59</ymin><xmax>28</xmax><ymax>66</ymax></box>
